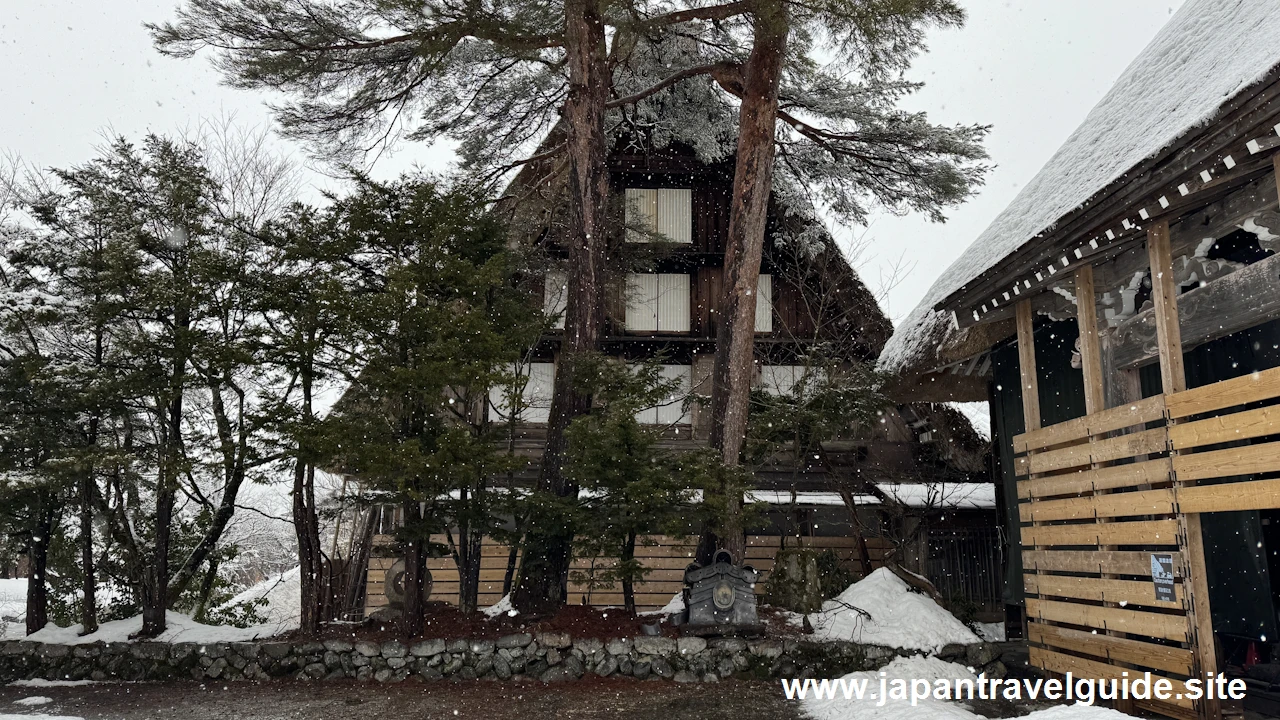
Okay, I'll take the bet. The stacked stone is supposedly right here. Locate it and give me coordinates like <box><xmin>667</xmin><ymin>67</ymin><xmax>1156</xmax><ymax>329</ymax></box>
<box><xmin>0</xmin><ymin>636</ymin><xmax>1004</xmax><ymax>685</ymax></box>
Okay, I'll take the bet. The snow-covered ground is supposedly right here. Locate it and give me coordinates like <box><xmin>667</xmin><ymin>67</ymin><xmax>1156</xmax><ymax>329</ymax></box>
<box><xmin>800</xmin><ymin>655</ymin><xmax>1131</xmax><ymax>720</ymax></box>
<box><xmin>793</xmin><ymin>568</ymin><xmax>981</xmax><ymax>652</ymax></box>
<box><xmin>0</xmin><ymin>578</ymin><xmax>26</xmax><ymax>640</ymax></box>
<box><xmin>21</xmin><ymin>611</ymin><xmax>290</xmax><ymax>645</ymax></box>
<box><xmin>220</xmin><ymin>566</ymin><xmax>301</xmax><ymax>628</ymax></box>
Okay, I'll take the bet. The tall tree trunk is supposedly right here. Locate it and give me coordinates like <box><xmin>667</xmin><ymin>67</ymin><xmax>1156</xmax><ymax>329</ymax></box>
<box><xmin>142</xmin><ymin>284</ymin><xmax>190</xmax><ymax>638</ymax></box>
<box><xmin>701</xmin><ymin>2</ymin><xmax>789</xmax><ymax>564</ymax></box>
<box><xmin>512</xmin><ymin>0</ymin><xmax>610</xmax><ymax>615</ymax></box>
<box><xmin>456</xmin><ymin>522</ymin><xmax>483</xmax><ymax>615</ymax></box>
<box><xmin>621</xmin><ymin>531</ymin><xmax>637</xmax><ymax>615</ymax></box>
<box><xmin>400</xmin><ymin>499</ymin><xmax>429</xmax><ymax>637</ymax></box>
<box><xmin>293</xmin><ymin>363</ymin><xmax>323</xmax><ymax>635</ymax></box>
<box><xmin>81</xmin><ymin>326</ymin><xmax>104</xmax><ymax>635</ymax></box>
<box><xmin>25</xmin><ymin>498</ymin><xmax>57</xmax><ymax>635</ymax></box>
<box><xmin>79</xmin><ymin>468</ymin><xmax>97</xmax><ymax>635</ymax></box>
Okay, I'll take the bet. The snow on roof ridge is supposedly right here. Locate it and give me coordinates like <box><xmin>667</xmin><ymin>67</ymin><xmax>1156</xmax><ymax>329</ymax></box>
<box><xmin>880</xmin><ymin>0</ymin><xmax>1280</xmax><ymax>375</ymax></box>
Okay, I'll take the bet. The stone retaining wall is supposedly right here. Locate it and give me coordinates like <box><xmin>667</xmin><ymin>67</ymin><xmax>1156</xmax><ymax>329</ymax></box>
<box><xmin>0</xmin><ymin>635</ymin><xmax>1005</xmax><ymax>685</ymax></box>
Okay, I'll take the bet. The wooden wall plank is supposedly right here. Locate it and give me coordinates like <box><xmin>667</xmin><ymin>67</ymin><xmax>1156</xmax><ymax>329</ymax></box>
<box><xmin>1177</xmin><ymin>477</ymin><xmax>1280</xmax><ymax>513</ymax></box>
<box><xmin>1173</xmin><ymin>442</ymin><xmax>1280</xmax><ymax>483</ymax></box>
<box><xmin>1027</xmin><ymin>598</ymin><xmax>1188</xmax><ymax>642</ymax></box>
<box><xmin>1166</xmin><ymin>365</ymin><xmax>1280</xmax><ymax>419</ymax></box>
<box><xmin>1020</xmin><ymin>519</ymin><xmax>1180</xmax><ymax>548</ymax></box>
<box><xmin>1026</xmin><ymin>573</ymin><xmax>1184</xmax><ymax>610</ymax></box>
<box><xmin>1017</xmin><ymin>458</ymin><xmax>1173</xmax><ymax>499</ymax></box>
<box><xmin>1028</xmin><ymin>623</ymin><xmax>1194</xmax><ymax>675</ymax></box>
<box><xmin>1020</xmin><ymin>488</ymin><xmax>1176</xmax><ymax>522</ymax></box>
<box><xmin>1028</xmin><ymin>646</ymin><xmax>1194</xmax><ymax>709</ymax></box>
<box><xmin>1022</xmin><ymin>550</ymin><xmax>1184</xmax><ymax>577</ymax></box>
<box><xmin>1169</xmin><ymin>403</ymin><xmax>1280</xmax><ymax>449</ymax></box>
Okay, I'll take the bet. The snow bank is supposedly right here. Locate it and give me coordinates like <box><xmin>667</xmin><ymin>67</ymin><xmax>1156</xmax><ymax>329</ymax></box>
<box><xmin>798</xmin><ymin>568</ymin><xmax>980</xmax><ymax>652</ymax></box>
<box><xmin>11</xmin><ymin>697</ymin><xmax>52</xmax><ymax>706</ymax></box>
<box><xmin>881</xmin><ymin>0</ymin><xmax>1280</xmax><ymax>376</ymax></box>
<box><xmin>640</xmin><ymin>592</ymin><xmax>685</xmax><ymax>617</ymax></box>
<box><xmin>803</xmin><ymin>656</ymin><xmax>979</xmax><ymax>720</ymax></box>
<box><xmin>802</xmin><ymin>656</ymin><xmax>1130</xmax><ymax>720</ymax></box>
<box><xmin>482</xmin><ymin>594</ymin><xmax>518</xmax><ymax>618</ymax></box>
<box><xmin>8</xmin><ymin>680</ymin><xmax>101</xmax><ymax>688</ymax></box>
<box><xmin>220</xmin><ymin>566</ymin><xmax>301</xmax><ymax>628</ymax></box>
<box><xmin>0</xmin><ymin>578</ymin><xmax>26</xmax><ymax>620</ymax></box>
<box><xmin>21</xmin><ymin>611</ymin><xmax>289</xmax><ymax>645</ymax></box>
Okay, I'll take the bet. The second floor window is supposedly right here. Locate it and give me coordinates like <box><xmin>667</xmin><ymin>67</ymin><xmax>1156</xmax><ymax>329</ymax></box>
<box><xmin>626</xmin><ymin>273</ymin><xmax>690</xmax><ymax>333</ymax></box>
<box><xmin>488</xmin><ymin>362</ymin><xmax>556</xmax><ymax>424</ymax></box>
<box><xmin>636</xmin><ymin>364</ymin><xmax>692</xmax><ymax>425</ymax></box>
<box><xmin>756</xmin><ymin>274</ymin><xmax>773</xmax><ymax>333</ymax></box>
<box><xmin>625</xmin><ymin>188</ymin><xmax>692</xmax><ymax>244</ymax></box>
<box><xmin>544</xmin><ymin>270</ymin><xmax>567</xmax><ymax>330</ymax></box>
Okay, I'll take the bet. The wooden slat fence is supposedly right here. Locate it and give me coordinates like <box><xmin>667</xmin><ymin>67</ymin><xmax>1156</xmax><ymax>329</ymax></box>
<box><xmin>365</xmin><ymin>534</ymin><xmax>889</xmax><ymax>613</ymax></box>
<box><xmin>1013</xmin><ymin>365</ymin><xmax>1280</xmax><ymax>719</ymax></box>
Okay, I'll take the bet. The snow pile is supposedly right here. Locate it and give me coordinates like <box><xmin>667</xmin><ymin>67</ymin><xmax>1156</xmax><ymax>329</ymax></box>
<box><xmin>482</xmin><ymin>594</ymin><xmax>518</xmax><ymax>618</ymax></box>
<box><xmin>802</xmin><ymin>655</ymin><xmax>1130</xmax><ymax>720</ymax></box>
<box><xmin>803</xmin><ymin>656</ymin><xmax>979</xmax><ymax>720</ymax></box>
<box><xmin>0</xmin><ymin>579</ymin><xmax>25</xmax><ymax>616</ymax></box>
<box><xmin>640</xmin><ymin>592</ymin><xmax>685</xmax><ymax>617</ymax></box>
<box><xmin>974</xmin><ymin>622</ymin><xmax>1005</xmax><ymax>643</ymax></box>
<box><xmin>220</xmin><ymin>566</ymin><xmax>301</xmax><ymax>628</ymax></box>
<box><xmin>12</xmin><ymin>697</ymin><xmax>52</xmax><ymax>706</ymax></box>
<box><xmin>8</xmin><ymin>680</ymin><xmax>99</xmax><ymax>688</ymax></box>
<box><xmin>799</xmin><ymin>568</ymin><xmax>980</xmax><ymax>652</ymax></box>
<box><xmin>22</xmin><ymin>611</ymin><xmax>289</xmax><ymax>645</ymax></box>
<box><xmin>880</xmin><ymin>0</ymin><xmax>1280</xmax><ymax>377</ymax></box>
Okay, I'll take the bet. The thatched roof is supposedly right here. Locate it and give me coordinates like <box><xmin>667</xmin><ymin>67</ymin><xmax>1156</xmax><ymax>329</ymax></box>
<box><xmin>880</xmin><ymin>0</ymin><xmax>1280</xmax><ymax>388</ymax></box>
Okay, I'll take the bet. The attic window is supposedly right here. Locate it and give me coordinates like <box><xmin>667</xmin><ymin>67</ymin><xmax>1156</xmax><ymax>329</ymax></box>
<box><xmin>625</xmin><ymin>188</ymin><xmax>692</xmax><ymax>243</ymax></box>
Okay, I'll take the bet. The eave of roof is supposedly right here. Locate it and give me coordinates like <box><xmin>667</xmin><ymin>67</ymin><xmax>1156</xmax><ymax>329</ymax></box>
<box><xmin>880</xmin><ymin>0</ymin><xmax>1280</xmax><ymax>380</ymax></box>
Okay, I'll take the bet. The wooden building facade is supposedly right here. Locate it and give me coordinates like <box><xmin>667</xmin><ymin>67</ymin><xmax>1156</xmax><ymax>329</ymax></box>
<box><xmin>879</xmin><ymin>2</ymin><xmax>1280</xmax><ymax>718</ymax></box>
<box><xmin>345</xmin><ymin>142</ymin><xmax>998</xmax><ymax>620</ymax></box>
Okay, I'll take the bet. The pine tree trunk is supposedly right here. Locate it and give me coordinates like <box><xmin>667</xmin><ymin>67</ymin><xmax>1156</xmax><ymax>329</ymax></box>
<box><xmin>25</xmin><ymin>498</ymin><xmax>57</xmax><ymax>635</ymax></box>
<box><xmin>457</xmin><ymin>524</ymin><xmax>483</xmax><ymax>615</ymax></box>
<box><xmin>512</xmin><ymin>0</ymin><xmax>610</xmax><ymax>616</ymax></box>
<box><xmin>79</xmin><ymin>469</ymin><xmax>97</xmax><ymax>635</ymax></box>
<box><xmin>702</xmin><ymin>1</ymin><xmax>789</xmax><ymax>565</ymax></box>
<box><xmin>81</xmin><ymin>328</ymin><xmax>104</xmax><ymax>635</ymax></box>
<box><xmin>621</xmin><ymin>531</ymin><xmax>637</xmax><ymax>615</ymax></box>
<box><xmin>293</xmin><ymin>364</ymin><xmax>323</xmax><ymax>635</ymax></box>
<box><xmin>401</xmin><ymin>500</ymin><xmax>429</xmax><ymax>637</ymax></box>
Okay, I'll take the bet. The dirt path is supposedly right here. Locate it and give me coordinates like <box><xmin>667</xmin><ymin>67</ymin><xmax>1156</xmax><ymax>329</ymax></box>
<box><xmin>0</xmin><ymin>678</ymin><xmax>808</xmax><ymax>720</ymax></box>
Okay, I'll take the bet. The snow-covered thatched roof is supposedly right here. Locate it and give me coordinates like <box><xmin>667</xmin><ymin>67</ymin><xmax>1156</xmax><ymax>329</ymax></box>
<box><xmin>880</xmin><ymin>0</ymin><xmax>1280</xmax><ymax>380</ymax></box>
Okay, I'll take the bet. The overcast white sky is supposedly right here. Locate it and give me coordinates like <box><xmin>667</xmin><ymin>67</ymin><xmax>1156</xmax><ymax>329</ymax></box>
<box><xmin>2</xmin><ymin>0</ymin><xmax>1185</xmax><ymax>324</ymax></box>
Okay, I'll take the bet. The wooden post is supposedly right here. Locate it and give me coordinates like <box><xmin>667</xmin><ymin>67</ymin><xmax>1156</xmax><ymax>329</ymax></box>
<box><xmin>1149</xmin><ymin>220</ymin><xmax>1220</xmax><ymax>720</ymax></box>
<box><xmin>1015</xmin><ymin>298</ymin><xmax>1040</xmax><ymax>641</ymax></box>
<box><xmin>1148</xmin><ymin>221</ymin><xmax>1186</xmax><ymax>395</ymax></box>
<box><xmin>1077</xmin><ymin>264</ymin><xmax>1137</xmax><ymax>714</ymax></box>
<box><xmin>1016</xmin><ymin>300</ymin><xmax>1041</xmax><ymax>431</ymax></box>
<box><xmin>1075</xmin><ymin>266</ymin><xmax>1105</xmax><ymax>415</ymax></box>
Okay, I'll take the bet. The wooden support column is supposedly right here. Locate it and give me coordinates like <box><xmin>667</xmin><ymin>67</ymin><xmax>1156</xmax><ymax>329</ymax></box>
<box><xmin>1016</xmin><ymin>299</ymin><xmax>1041</xmax><ymax>641</ymax></box>
<box><xmin>1075</xmin><ymin>266</ymin><xmax>1105</xmax><ymax>415</ymax></box>
<box><xmin>1016</xmin><ymin>300</ymin><xmax>1041</xmax><ymax>432</ymax></box>
<box><xmin>1149</xmin><ymin>220</ymin><xmax>1220</xmax><ymax>720</ymax></box>
<box><xmin>1077</xmin><ymin>264</ymin><xmax>1136</xmax><ymax>714</ymax></box>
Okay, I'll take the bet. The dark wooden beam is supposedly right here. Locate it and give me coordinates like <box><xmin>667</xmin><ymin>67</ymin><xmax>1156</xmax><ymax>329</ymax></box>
<box><xmin>943</xmin><ymin>71</ymin><xmax>1280</xmax><ymax>315</ymax></box>
<box><xmin>1108</xmin><ymin>250</ymin><xmax>1280</xmax><ymax>370</ymax></box>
